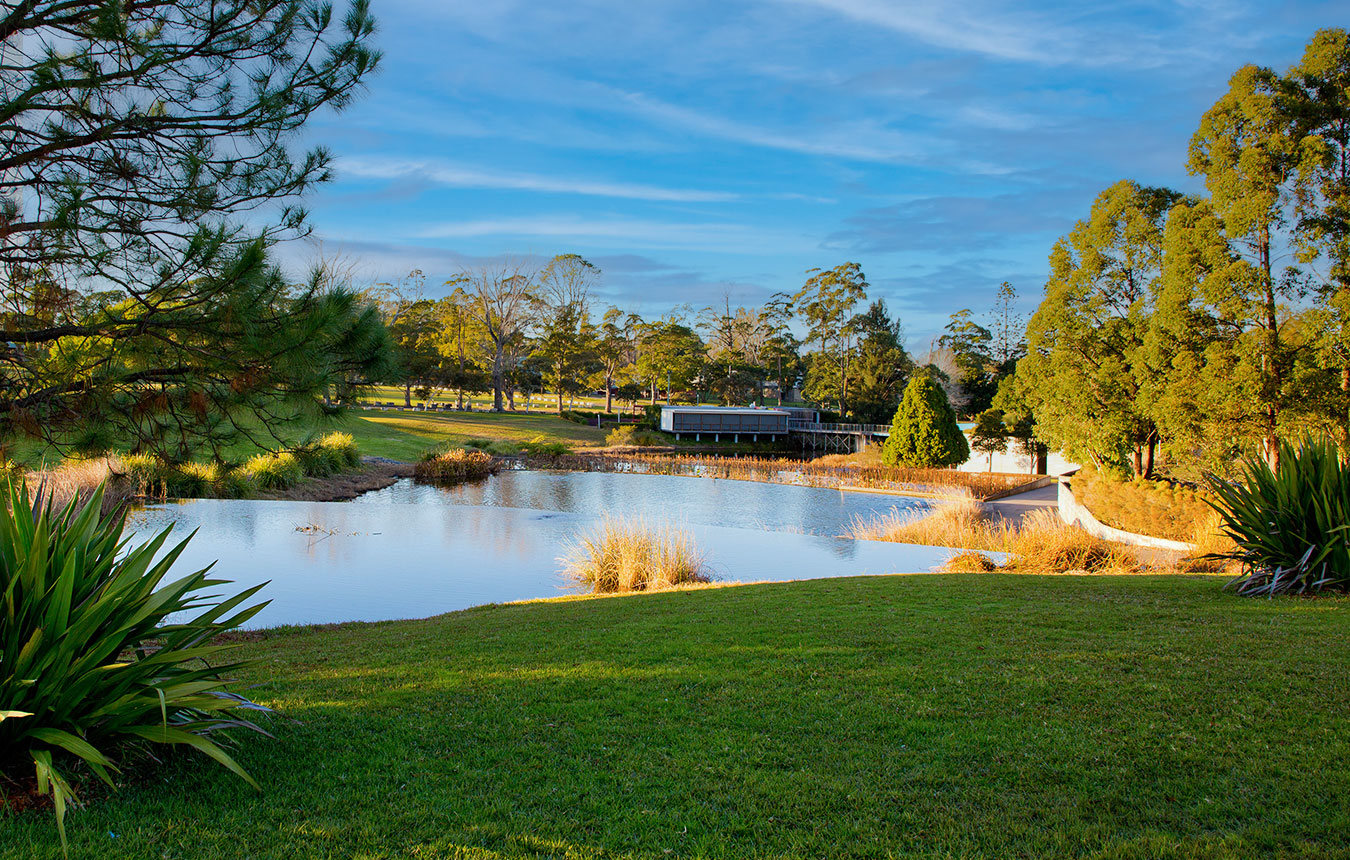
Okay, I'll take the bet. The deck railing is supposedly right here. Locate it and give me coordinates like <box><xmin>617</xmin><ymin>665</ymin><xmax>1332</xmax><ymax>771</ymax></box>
<box><xmin>788</xmin><ymin>421</ymin><xmax>890</xmax><ymax>435</ymax></box>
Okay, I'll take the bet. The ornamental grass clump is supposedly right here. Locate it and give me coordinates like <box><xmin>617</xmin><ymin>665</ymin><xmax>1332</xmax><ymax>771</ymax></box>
<box><xmin>241</xmin><ymin>451</ymin><xmax>304</xmax><ymax>490</ymax></box>
<box><xmin>1205</xmin><ymin>437</ymin><xmax>1350</xmax><ymax>595</ymax></box>
<box><xmin>0</xmin><ymin>482</ymin><xmax>269</xmax><ymax>850</ymax></box>
<box><xmin>414</xmin><ymin>448</ymin><xmax>500</xmax><ymax>483</ymax></box>
<box><xmin>562</xmin><ymin>516</ymin><xmax>712</xmax><ymax>593</ymax></box>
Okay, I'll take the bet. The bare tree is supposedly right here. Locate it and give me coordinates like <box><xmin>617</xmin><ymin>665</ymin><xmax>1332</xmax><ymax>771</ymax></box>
<box><xmin>458</xmin><ymin>258</ymin><xmax>539</xmax><ymax>412</ymax></box>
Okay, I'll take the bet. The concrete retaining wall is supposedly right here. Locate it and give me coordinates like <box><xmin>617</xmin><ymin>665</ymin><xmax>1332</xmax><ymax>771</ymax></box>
<box><xmin>1057</xmin><ymin>479</ymin><xmax>1196</xmax><ymax>552</ymax></box>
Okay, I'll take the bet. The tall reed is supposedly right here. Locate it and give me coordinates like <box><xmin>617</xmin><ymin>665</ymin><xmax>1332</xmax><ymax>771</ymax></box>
<box><xmin>539</xmin><ymin>452</ymin><xmax>1033</xmax><ymax>500</ymax></box>
<box><xmin>561</xmin><ymin>516</ymin><xmax>712</xmax><ymax>593</ymax></box>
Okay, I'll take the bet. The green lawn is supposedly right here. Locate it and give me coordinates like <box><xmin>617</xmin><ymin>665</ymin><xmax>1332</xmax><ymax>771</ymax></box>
<box><xmin>338</xmin><ymin>408</ymin><xmax>609</xmax><ymax>460</ymax></box>
<box><xmin>14</xmin><ymin>409</ymin><xmax>609</xmax><ymax>467</ymax></box>
<box><xmin>3</xmin><ymin>574</ymin><xmax>1347</xmax><ymax>858</ymax></box>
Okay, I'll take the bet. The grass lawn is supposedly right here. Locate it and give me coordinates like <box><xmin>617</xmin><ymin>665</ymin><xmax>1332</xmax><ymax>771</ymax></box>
<box><xmin>12</xmin><ymin>409</ymin><xmax>609</xmax><ymax>467</ymax></box>
<box><xmin>338</xmin><ymin>408</ymin><xmax>609</xmax><ymax>460</ymax></box>
<box><xmin>3</xmin><ymin>574</ymin><xmax>1348</xmax><ymax>859</ymax></box>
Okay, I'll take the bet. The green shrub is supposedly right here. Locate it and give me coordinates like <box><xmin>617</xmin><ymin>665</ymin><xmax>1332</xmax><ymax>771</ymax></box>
<box><xmin>1206</xmin><ymin>437</ymin><xmax>1350</xmax><ymax>595</ymax></box>
<box><xmin>608</xmin><ymin>425</ymin><xmax>669</xmax><ymax>448</ymax></box>
<box><xmin>318</xmin><ymin>432</ymin><xmax>360</xmax><ymax>469</ymax></box>
<box><xmin>519</xmin><ymin>436</ymin><xmax>571</xmax><ymax>458</ymax></box>
<box><xmin>0</xmin><ymin>482</ymin><xmax>268</xmax><ymax>848</ymax></box>
<box><xmin>414</xmin><ymin>448</ymin><xmax>500</xmax><ymax>483</ymax></box>
<box><xmin>120</xmin><ymin>454</ymin><xmax>209</xmax><ymax>499</ymax></box>
<box><xmin>462</xmin><ymin>437</ymin><xmax>494</xmax><ymax>450</ymax></box>
<box><xmin>241</xmin><ymin>452</ymin><xmax>304</xmax><ymax>490</ymax></box>
<box><xmin>882</xmin><ymin>375</ymin><xmax>969</xmax><ymax>468</ymax></box>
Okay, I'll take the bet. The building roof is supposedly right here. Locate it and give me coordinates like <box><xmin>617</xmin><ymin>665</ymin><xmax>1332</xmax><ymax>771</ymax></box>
<box><xmin>660</xmin><ymin>405</ymin><xmax>789</xmax><ymax>416</ymax></box>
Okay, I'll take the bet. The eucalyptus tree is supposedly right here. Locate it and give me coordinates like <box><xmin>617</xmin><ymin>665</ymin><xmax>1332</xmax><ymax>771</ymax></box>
<box><xmin>793</xmin><ymin>263</ymin><xmax>868</xmax><ymax>415</ymax></box>
<box><xmin>594</xmin><ymin>308</ymin><xmax>635</xmax><ymax>413</ymax></box>
<box><xmin>456</xmin><ymin>259</ymin><xmax>539</xmax><ymax>412</ymax></box>
<box><xmin>760</xmin><ymin>291</ymin><xmax>800</xmax><ymax>405</ymax></box>
<box><xmin>937</xmin><ymin>309</ymin><xmax>995</xmax><ymax>415</ymax></box>
<box><xmin>533</xmin><ymin>254</ymin><xmax>599</xmax><ymax>413</ymax></box>
<box><xmin>1187</xmin><ymin>63</ymin><xmax>1307</xmax><ymax>467</ymax></box>
<box><xmin>437</xmin><ymin>287</ymin><xmax>488</xmax><ymax>410</ymax></box>
<box><xmin>0</xmin><ymin>0</ymin><xmax>386</xmax><ymax>457</ymax></box>
<box><xmin>1013</xmin><ymin>180</ymin><xmax>1179</xmax><ymax>476</ymax></box>
<box><xmin>1287</xmin><ymin>29</ymin><xmax>1350</xmax><ymax>433</ymax></box>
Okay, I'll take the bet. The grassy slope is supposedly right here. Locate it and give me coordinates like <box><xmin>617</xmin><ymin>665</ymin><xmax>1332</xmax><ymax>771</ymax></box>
<box><xmin>340</xmin><ymin>409</ymin><xmax>608</xmax><ymax>460</ymax></box>
<box><xmin>3</xmin><ymin>575</ymin><xmax>1348</xmax><ymax>859</ymax></box>
<box><xmin>10</xmin><ymin>409</ymin><xmax>609</xmax><ymax>467</ymax></box>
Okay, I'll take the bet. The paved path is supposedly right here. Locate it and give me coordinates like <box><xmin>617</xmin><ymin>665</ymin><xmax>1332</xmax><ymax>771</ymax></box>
<box><xmin>984</xmin><ymin>483</ymin><xmax>1058</xmax><ymax>524</ymax></box>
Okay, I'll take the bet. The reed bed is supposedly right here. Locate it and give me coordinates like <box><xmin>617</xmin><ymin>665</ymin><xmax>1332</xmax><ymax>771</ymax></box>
<box><xmin>414</xmin><ymin>448</ymin><xmax>501</xmax><ymax>483</ymax></box>
<box><xmin>20</xmin><ymin>457</ymin><xmax>135</xmax><ymax>513</ymax></box>
<box><xmin>850</xmin><ymin>495</ymin><xmax>1145</xmax><ymax>574</ymax></box>
<box><xmin>533</xmin><ymin>452</ymin><xmax>1033</xmax><ymax>499</ymax></box>
<box><xmin>561</xmin><ymin>516</ymin><xmax>713</xmax><ymax>593</ymax></box>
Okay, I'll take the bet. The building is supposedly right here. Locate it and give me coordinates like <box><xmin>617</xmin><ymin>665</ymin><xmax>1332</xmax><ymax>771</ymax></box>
<box><xmin>659</xmin><ymin>405</ymin><xmax>790</xmax><ymax>441</ymax></box>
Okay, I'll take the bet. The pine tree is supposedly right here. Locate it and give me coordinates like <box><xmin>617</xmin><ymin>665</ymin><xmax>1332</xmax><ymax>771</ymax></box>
<box><xmin>882</xmin><ymin>374</ymin><xmax>970</xmax><ymax>468</ymax></box>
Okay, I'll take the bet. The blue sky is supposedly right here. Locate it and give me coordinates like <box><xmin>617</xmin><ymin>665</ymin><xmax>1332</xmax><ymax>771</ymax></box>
<box><xmin>291</xmin><ymin>0</ymin><xmax>1342</xmax><ymax>349</ymax></box>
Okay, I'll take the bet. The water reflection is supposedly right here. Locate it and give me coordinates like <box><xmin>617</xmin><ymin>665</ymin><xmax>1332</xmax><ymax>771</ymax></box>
<box><xmin>355</xmin><ymin>472</ymin><xmax>929</xmax><ymax>536</ymax></box>
<box><xmin>127</xmin><ymin>473</ymin><xmax>955</xmax><ymax>629</ymax></box>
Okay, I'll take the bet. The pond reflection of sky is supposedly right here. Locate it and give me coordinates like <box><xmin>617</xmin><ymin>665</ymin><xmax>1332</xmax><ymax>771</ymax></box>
<box><xmin>128</xmin><ymin>473</ymin><xmax>958</xmax><ymax>629</ymax></box>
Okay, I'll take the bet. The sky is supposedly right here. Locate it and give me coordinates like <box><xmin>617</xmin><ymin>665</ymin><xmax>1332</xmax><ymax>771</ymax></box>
<box><xmin>290</xmin><ymin>0</ymin><xmax>1343</xmax><ymax>350</ymax></box>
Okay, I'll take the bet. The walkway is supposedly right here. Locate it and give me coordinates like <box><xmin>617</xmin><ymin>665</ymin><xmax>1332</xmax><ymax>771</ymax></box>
<box><xmin>983</xmin><ymin>482</ymin><xmax>1058</xmax><ymax>525</ymax></box>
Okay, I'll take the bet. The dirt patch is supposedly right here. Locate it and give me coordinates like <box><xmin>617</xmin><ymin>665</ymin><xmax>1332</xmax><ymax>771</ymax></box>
<box><xmin>253</xmin><ymin>462</ymin><xmax>413</xmax><ymax>503</ymax></box>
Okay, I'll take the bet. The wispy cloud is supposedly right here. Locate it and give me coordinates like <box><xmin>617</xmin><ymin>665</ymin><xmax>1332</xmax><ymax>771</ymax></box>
<box><xmin>603</xmin><ymin>87</ymin><xmax>930</xmax><ymax>163</ymax></box>
<box><xmin>339</xmin><ymin>156</ymin><xmax>740</xmax><ymax>203</ymax></box>
<box><xmin>768</xmin><ymin>0</ymin><xmax>1185</xmax><ymax>67</ymax></box>
<box><xmin>417</xmin><ymin>215</ymin><xmax>812</xmax><ymax>253</ymax></box>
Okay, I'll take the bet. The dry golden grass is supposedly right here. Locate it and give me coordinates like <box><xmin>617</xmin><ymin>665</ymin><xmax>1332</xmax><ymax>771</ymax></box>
<box><xmin>561</xmin><ymin>516</ymin><xmax>713</xmax><ymax>593</ymax></box>
<box><xmin>551</xmin><ymin>452</ymin><xmax>1034</xmax><ymax>499</ymax></box>
<box><xmin>22</xmin><ymin>457</ymin><xmax>135</xmax><ymax>513</ymax></box>
<box><xmin>413</xmin><ymin>448</ymin><xmax>500</xmax><ymax>483</ymax></box>
<box><xmin>849</xmin><ymin>495</ymin><xmax>1143</xmax><ymax>574</ymax></box>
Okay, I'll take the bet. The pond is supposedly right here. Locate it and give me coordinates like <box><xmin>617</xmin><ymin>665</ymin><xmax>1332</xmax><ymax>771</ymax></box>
<box><xmin>129</xmin><ymin>472</ymin><xmax>958</xmax><ymax>629</ymax></box>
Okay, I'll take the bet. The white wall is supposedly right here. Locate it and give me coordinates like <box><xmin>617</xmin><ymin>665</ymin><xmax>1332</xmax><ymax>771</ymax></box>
<box><xmin>957</xmin><ymin>436</ymin><xmax>1079</xmax><ymax>476</ymax></box>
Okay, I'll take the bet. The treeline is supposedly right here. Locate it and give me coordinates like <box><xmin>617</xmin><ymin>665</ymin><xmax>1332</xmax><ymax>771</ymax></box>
<box><xmin>994</xmin><ymin>28</ymin><xmax>1350</xmax><ymax>480</ymax></box>
<box><xmin>373</xmin><ymin>257</ymin><xmax>1019</xmax><ymax>426</ymax></box>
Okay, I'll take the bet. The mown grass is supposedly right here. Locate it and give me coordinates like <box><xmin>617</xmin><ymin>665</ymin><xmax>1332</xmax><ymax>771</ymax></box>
<box><xmin>7</xmin><ymin>409</ymin><xmax>607</xmax><ymax>469</ymax></box>
<box><xmin>2</xmin><ymin>574</ymin><xmax>1348</xmax><ymax>859</ymax></box>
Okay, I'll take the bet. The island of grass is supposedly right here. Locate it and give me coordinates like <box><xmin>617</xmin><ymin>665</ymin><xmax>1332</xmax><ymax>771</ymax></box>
<box><xmin>4</xmin><ymin>574</ymin><xmax>1346</xmax><ymax>859</ymax></box>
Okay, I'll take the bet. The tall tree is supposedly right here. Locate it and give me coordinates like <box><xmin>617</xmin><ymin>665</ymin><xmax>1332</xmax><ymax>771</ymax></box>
<box><xmin>458</xmin><ymin>259</ymin><xmax>537</xmax><ymax>412</ymax></box>
<box><xmin>0</xmin><ymin>0</ymin><xmax>385</xmax><ymax>457</ymax></box>
<box><xmin>1288</xmin><ymin>29</ymin><xmax>1350</xmax><ymax>436</ymax></box>
<box><xmin>793</xmin><ymin>263</ymin><xmax>867</xmax><ymax>415</ymax></box>
<box><xmin>1013</xmin><ymin>180</ymin><xmax>1180</xmax><ymax>476</ymax></box>
<box><xmin>849</xmin><ymin>299</ymin><xmax>912</xmax><ymax>424</ymax></box>
<box><xmin>937</xmin><ymin>309</ymin><xmax>995</xmax><ymax>415</ymax></box>
<box><xmin>1188</xmin><ymin>62</ymin><xmax>1303</xmax><ymax>467</ymax></box>
<box><xmin>594</xmin><ymin>308</ymin><xmax>635</xmax><ymax>414</ymax></box>
<box><xmin>533</xmin><ymin>254</ymin><xmax>598</xmax><ymax>413</ymax></box>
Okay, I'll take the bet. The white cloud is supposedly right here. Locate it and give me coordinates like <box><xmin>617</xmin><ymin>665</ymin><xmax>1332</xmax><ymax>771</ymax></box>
<box><xmin>604</xmin><ymin>88</ymin><xmax>931</xmax><ymax>163</ymax></box>
<box><xmin>339</xmin><ymin>156</ymin><xmax>740</xmax><ymax>203</ymax></box>
<box><xmin>416</xmin><ymin>215</ymin><xmax>812</xmax><ymax>253</ymax></box>
<box><xmin>767</xmin><ymin>0</ymin><xmax>1186</xmax><ymax>68</ymax></box>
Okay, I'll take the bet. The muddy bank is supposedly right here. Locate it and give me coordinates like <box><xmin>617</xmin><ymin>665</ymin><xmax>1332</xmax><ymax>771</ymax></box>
<box><xmin>253</xmin><ymin>461</ymin><xmax>414</xmax><ymax>502</ymax></box>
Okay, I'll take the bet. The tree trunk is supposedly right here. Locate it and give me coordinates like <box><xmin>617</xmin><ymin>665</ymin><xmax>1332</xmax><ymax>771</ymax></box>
<box><xmin>404</xmin><ymin>382</ymin><xmax>411</xmax><ymax>408</ymax></box>
<box><xmin>492</xmin><ymin>344</ymin><xmax>505</xmax><ymax>412</ymax></box>
<box><xmin>1259</xmin><ymin>223</ymin><xmax>1281</xmax><ymax>471</ymax></box>
<box><xmin>556</xmin><ymin>386</ymin><xmax>563</xmax><ymax>414</ymax></box>
<box><xmin>605</xmin><ymin>374</ymin><xmax>613</xmax><ymax>413</ymax></box>
<box><xmin>1142</xmin><ymin>432</ymin><xmax>1157</xmax><ymax>479</ymax></box>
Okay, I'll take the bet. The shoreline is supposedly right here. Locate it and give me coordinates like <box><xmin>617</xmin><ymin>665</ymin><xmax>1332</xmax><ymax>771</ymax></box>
<box><xmin>251</xmin><ymin>460</ymin><xmax>414</xmax><ymax>502</ymax></box>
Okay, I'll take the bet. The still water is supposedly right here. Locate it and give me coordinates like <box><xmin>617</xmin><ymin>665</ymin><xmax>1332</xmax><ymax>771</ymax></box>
<box><xmin>129</xmin><ymin>472</ymin><xmax>953</xmax><ymax>629</ymax></box>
